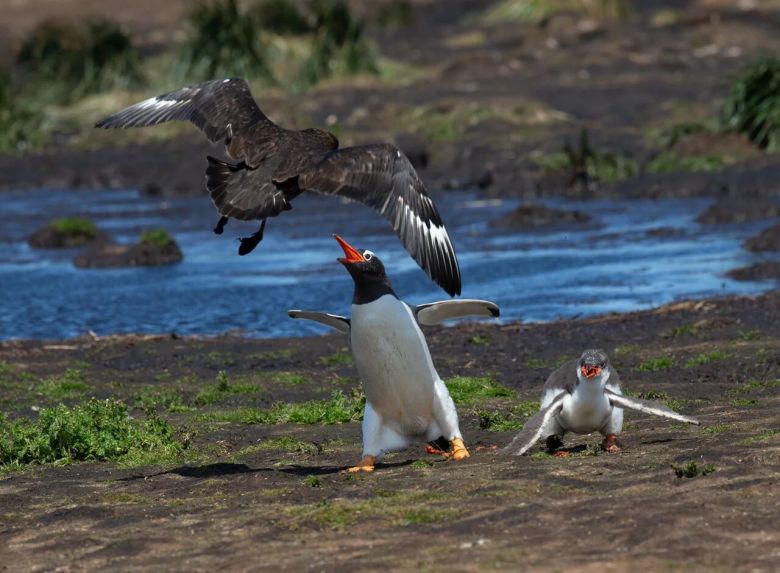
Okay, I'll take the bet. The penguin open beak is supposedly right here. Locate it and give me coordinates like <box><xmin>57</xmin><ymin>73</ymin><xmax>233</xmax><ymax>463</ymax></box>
<box><xmin>333</xmin><ymin>234</ymin><xmax>364</xmax><ymax>264</ymax></box>
<box><xmin>581</xmin><ymin>365</ymin><xmax>603</xmax><ymax>379</ymax></box>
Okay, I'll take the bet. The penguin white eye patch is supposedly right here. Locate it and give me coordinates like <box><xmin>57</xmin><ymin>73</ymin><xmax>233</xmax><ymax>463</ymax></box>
<box><xmin>363</xmin><ymin>250</ymin><xmax>374</xmax><ymax>260</ymax></box>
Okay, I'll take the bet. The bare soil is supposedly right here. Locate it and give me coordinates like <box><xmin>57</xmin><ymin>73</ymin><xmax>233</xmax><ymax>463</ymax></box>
<box><xmin>1</xmin><ymin>292</ymin><xmax>778</xmax><ymax>572</ymax></box>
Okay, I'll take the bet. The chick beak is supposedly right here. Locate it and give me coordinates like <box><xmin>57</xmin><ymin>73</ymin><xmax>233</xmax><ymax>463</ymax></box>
<box><xmin>333</xmin><ymin>234</ymin><xmax>364</xmax><ymax>265</ymax></box>
<box><xmin>581</xmin><ymin>365</ymin><xmax>603</xmax><ymax>379</ymax></box>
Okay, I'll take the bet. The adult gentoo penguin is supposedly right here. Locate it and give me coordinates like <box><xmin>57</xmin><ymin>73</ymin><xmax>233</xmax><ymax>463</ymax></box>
<box><xmin>289</xmin><ymin>234</ymin><xmax>500</xmax><ymax>472</ymax></box>
<box><xmin>502</xmin><ymin>349</ymin><xmax>700</xmax><ymax>456</ymax></box>
<box><xmin>95</xmin><ymin>78</ymin><xmax>461</xmax><ymax>296</ymax></box>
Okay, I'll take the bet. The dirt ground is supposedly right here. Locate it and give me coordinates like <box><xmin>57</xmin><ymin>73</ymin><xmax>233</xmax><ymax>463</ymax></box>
<box><xmin>0</xmin><ymin>291</ymin><xmax>778</xmax><ymax>572</ymax></box>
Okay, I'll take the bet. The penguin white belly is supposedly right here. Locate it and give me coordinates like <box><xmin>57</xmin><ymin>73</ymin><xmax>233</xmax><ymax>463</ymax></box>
<box><xmin>558</xmin><ymin>385</ymin><xmax>612</xmax><ymax>434</ymax></box>
<box><xmin>350</xmin><ymin>295</ymin><xmax>438</xmax><ymax>437</ymax></box>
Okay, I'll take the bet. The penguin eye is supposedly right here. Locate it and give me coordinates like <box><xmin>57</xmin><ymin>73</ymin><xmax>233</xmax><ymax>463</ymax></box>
<box><xmin>363</xmin><ymin>251</ymin><xmax>374</xmax><ymax>261</ymax></box>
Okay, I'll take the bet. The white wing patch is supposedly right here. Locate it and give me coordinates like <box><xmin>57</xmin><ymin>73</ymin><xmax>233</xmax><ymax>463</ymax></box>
<box><xmin>138</xmin><ymin>96</ymin><xmax>181</xmax><ymax>110</ymax></box>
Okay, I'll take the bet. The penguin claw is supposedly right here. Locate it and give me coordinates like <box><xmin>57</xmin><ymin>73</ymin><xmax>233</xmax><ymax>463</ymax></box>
<box><xmin>447</xmin><ymin>438</ymin><xmax>470</xmax><ymax>461</ymax></box>
<box><xmin>345</xmin><ymin>455</ymin><xmax>376</xmax><ymax>473</ymax></box>
<box><xmin>602</xmin><ymin>434</ymin><xmax>621</xmax><ymax>453</ymax></box>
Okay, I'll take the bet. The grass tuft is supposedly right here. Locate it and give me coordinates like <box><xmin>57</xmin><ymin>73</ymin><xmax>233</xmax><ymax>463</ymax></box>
<box><xmin>0</xmin><ymin>398</ymin><xmax>184</xmax><ymax>471</ymax></box>
<box><xmin>139</xmin><ymin>228</ymin><xmax>175</xmax><ymax>247</ymax></box>
<box><xmin>194</xmin><ymin>371</ymin><xmax>260</xmax><ymax>406</ymax></box>
<box><xmin>52</xmin><ymin>218</ymin><xmax>98</xmax><ymax>238</ymax></box>
<box><xmin>445</xmin><ymin>377</ymin><xmax>513</xmax><ymax>405</ymax></box>
<box><xmin>39</xmin><ymin>368</ymin><xmax>90</xmax><ymax>400</ymax></box>
<box><xmin>684</xmin><ymin>351</ymin><xmax>728</xmax><ymax>368</ymax></box>
<box><xmin>636</xmin><ymin>357</ymin><xmax>675</xmax><ymax>372</ymax></box>
<box><xmin>671</xmin><ymin>461</ymin><xmax>716</xmax><ymax>478</ymax></box>
<box><xmin>721</xmin><ymin>57</ymin><xmax>780</xmax><ymax>152</ymax></box>
<box><xmin>319</xmin><ymin>351</ymin><xmax>353</xmax><ymax>366</ymax></box>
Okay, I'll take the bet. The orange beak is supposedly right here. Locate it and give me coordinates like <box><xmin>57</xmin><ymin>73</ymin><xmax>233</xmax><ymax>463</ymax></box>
<box><xmin>581</xmin><ymin>365</ymin><xmax>603</xmax><ymax>379</ymax></box>
<box><xmin>333</xmin><ymin>234</ymin><xmax>364</xmax><ymax>264</ymax></box>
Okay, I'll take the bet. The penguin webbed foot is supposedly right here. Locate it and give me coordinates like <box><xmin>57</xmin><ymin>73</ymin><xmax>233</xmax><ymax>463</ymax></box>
<box><xmin>213</xmin><ymin>216</ymin><xmax>229</xmax><ymax>235</ymax></box>
<box><xmin>238</xmin><ymin>219</ymin><xmax>268</xmax><ymax>256</ymax></box>
<box><xmin>602</xmin><ymin>433</ymin><xmax>621</xmax><ymax>453</ymax></box>
<box><xmin>345</xmin><ymin>454</ymin><xmax>376</xmax><ymax>473</ymax></box>
<box><xmin>446</xmin><ymin>438</ymin><xmax>470</xmax><ymax>461</ymax></box>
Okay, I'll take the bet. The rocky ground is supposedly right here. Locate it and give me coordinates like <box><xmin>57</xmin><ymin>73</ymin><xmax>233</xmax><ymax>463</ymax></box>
<box><xmin>0</xmin><ymin>291</ymin><xmax>778</xmax><ymax>572</ymax></box>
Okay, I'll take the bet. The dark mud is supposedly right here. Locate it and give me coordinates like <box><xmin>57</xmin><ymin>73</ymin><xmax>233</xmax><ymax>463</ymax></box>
<box><xmin>1</xmin><ymin>292</ymin><xmax>778</xmax><ymax>572</ymax></box>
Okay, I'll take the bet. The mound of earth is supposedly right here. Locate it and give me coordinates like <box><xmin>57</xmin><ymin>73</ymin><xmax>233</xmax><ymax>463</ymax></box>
<box><xmin>745</xmin><ymin>221</ymin><xmax>780</xmax><ymax>252</ymax></box>
<box><xmin>728</xmin><ymin>261</ymin><xmax>780</xmax><ymax>282</ymax></box>
<box><xmin>493</xmin><ymin>202</ymin><xmax>590</xmax><ymax>229</ymax></box>
<box><xmin>696</xmin><ymin>197</ymin><xmax>780</xmax><ymax>225</ymax></box>
<box><xmin>28</xmin><ymin>220</ymin><xmax>107</xmax><ymax>248</ymax></box>
<box><xmin>73</xmin><ymin>241</ymin><xmax>183</xmax><ymax>268</ymax></box>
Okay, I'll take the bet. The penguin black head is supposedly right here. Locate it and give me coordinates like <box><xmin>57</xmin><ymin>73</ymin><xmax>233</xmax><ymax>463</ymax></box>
<box><xmin>333</xmin><ymin>234</ymin><xmax>396</xmax><ymax>304</ymax></box>
<box><xmin>578</xmin><ymin>348</ymin><xmax>610</xmax><ymax>380</ymax></box>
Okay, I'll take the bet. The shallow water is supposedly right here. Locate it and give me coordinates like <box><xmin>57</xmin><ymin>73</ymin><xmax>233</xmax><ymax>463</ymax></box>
<box><xmin>0</xmin><ymin>188</ymin><xmax>774</xmax><ymax>340</ymax></box>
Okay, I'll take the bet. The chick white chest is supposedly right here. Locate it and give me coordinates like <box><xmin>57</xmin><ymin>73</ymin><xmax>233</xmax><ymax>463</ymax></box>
<box><xmin>558</xmin><ymin>380</ymin><xmax>613</xmax><ymax>434</ymax></box>
<box><xmin>350</xmin><ymin>295</ymin><xmax>438</xmax><ymax>433</ymax></box>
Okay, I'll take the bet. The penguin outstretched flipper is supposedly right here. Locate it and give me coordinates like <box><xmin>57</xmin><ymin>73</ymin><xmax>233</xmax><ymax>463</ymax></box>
<box><xmin>414</xmin><ymin>299</ymin><xmax>500</xmax><ymax>326</ymax></box>
<box><xmin>501</xmin><ymin>392</ymin><xmax>565</xmax><ymax>456</ymax></box>
<box><xmin>606</xmin><ymin>391</ymin><xmax>700</xmax><ymax>425</ymax></box>
<box><xmin>288</xmin><ymin>310</ymin><xmax>350</xmax><ymax>334</ymax></box>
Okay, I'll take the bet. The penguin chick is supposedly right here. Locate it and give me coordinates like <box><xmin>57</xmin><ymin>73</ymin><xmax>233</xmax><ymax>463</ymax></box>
<box><xmin>289</xmin><ymin>234</ymin><xmax>500</xmax><ymax>472</ymax></box>
<box><xmin>502</xmin><ymin>349</ymin><xmax>700</xmax><ymax>457</ymax></box>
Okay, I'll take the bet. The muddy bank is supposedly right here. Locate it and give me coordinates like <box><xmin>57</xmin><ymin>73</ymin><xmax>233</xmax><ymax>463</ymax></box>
<box><xmin>0</xmin><ymin>291</ymin><xmax>778</xmax><ymax>572</ymax></box>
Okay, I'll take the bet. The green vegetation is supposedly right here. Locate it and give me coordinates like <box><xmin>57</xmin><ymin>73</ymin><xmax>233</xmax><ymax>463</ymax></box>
<box><xmin>445</xmin><ymin>376</ymin><xmax>513</xmax><ymax>405</ymax></box>
<box><xmin>17</xmin><ymin>20</ymin><xmax>143</xmax><ymax>102</ymax></box>
<box><xmin>0</xmin><ymin>398</ymin><xmax>184</xmax><ymax>472</ymax></box>
<box><xmin>39</xmin><ymin>368</ymin><xmax>90</xmax><ymax>400</ymax></box>
<box><xmin>469</xmin><ymin>335</ymin><xmax>490</xmax><ymax>346</ymax></box>
<box><xmin>736</xmin><ymin>329</ymin><xmax>761</xmax><ymax>341</ymax></box>
<box><xmin>703</xmin><ymin>424</ymin><xmax>729</xmax><ymax>435</ymax></box>
<box><xmin>181</xmin><ymin>0</ymin><xmax>275</xmax><ymax>82</ymax></box>
<box><xmin>410</xmin><ymin>459</ymin><xmax>434</xmax><ymax>469</ymax></box>
<box><xmin>52</xmin><ymin>218</ymin><xmax>98</xmax><ymax>238</ymax></box>
<box><xmin>477</xmin><ymin>401</ymin><xmax>538</xmax><ymax>432</ymax></box>
<box><xmin>741</xmin><ymin>428</ymin><xmax>780</xmax><ymax>444</ymax></box>
<box><xmin>251</xmin><ymin>435</ymin><xmax>319</xmax><ymax>455</ymax></box>
<box><xmin>299</xmin><ymin>0</ymin><xmax>378</xmax><ymax>87</ymax></box>
<box><xmin>533</xmin><ymin>130</ymin><xmax>637</xmax><ymax>186</ymax></box>
<box><xmin>252</xmin><ymin>0</ymin><xmax>312</xmax><ymax>35</ymax></box>
<box><xmin>134</xmin><ymin>387</ymin><xmax>191</xmax><ymax>413</ymax></box>
<box><xmin>479</xmin><ymin>0</ymin><xmax>630</xmax><ymax>25</ymax></box>
<box><xmin>0</xmin><ymin>69</ymin><xmax>47</xmax><ymax>153</ymax></box>
<box><xmin>139</xmin><ymin>228</ymin><xmax>176</xmax><ymax>247</ymax></box>
<box><xmin>303</xmin><ymin>474</ymin><xmax>321</xmax><ymax>487</ymax></box>
<box><xmin>636</xmin><ymin>356</ymin><xmax>675</xmax><ymax>372</ymax></box>
<box><xmin>671</xmin><ymin>461</ymin><xmax>716</xmax><ymax>478</ymax></box>
<box><xmin>732</xmin><ymin>398</ymin><xmax>758</xmax><ymax>407</ymax></box>
<box><xmin>272</xmin><ymin>372</ymin><xmax>311</xmax><ymax>385</ymax></box>
<box><xmin>205</xmin><ymin>390</ymin><xmax>364</xmax><ymax>425</ymax></box>
<box><xmin>648</xmin><ymin>153</ymin><xmax>727</xmax><ymax>174</ymax></box>
<box><xmin>194</xmin><ymin>371</ymin><xmax>260</xmax><ymax>406</ymax></box>
<box><xmin>721</xmin><ymin>57</ymin><xmax>780</xmax><ymax>152</ymax></box>
<box><xmin>666</xmin><ymin>323</ymin><xmax>696</xmax><ymax>338</ymax></box>
<box><xmin>684</xmin><ymin>351</ymin><xmax>728</xmax><ymax>368</ymax></box>
<box><xmin>319</xmin><ymin>351</ymin><xmax>353</xmax><ymax>366</ymax></box>
<box><xmin>728</xmin><ymin>379</ymin><xmax>780</xmax><ymax>396</ymax></box>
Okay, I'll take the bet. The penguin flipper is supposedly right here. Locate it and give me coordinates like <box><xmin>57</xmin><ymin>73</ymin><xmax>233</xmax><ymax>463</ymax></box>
<box><xmin>501</xmin><ymin>392</ymin><xmax>565</xmax><ymax>456</ymax></box>
<box><xmin>287</xmin><ymin>310</ymin><xmax>350</xmax><ymax>334</ymax></box>
<box><xmin>414</xmin><ymin>299</ymin><xmax>500</xmax><ymax>326</ymax></box>
<box><xmin>606</xmin><ymin>390</ymin><xmax>700</xmax><ymax>425</ymax></box>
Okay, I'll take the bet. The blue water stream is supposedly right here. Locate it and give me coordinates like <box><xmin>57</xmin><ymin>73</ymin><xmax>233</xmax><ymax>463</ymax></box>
<box><xmin>0</xmin><ymin>188</ymin><xmax>774</xmax><ymax>340</ymax></box>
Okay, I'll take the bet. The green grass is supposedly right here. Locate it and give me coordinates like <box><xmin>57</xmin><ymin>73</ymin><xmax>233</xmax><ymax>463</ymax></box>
<box><xmin>246</xmin><ymin>435</ymin><xmax>319</xmax><ymax>455</ymax></box>
<box><xmin>16</xmin><ymin>19</ymin><xmax>143</xmax><ymax>102</ymax></box>
<box><xmin>52</xmin><ymin>218</ymin><xmax>98</xmax><ymax>238</ymax></box>
<box><xmin>523</xmin><ymin>358</ymin><xmax>548</xmax><ymax>369</ymax></box>
<box><xmin>445</xmin><ymin>376</ymin><xmax>513</xmax><ymax>405</ymax></box>
<box><xmin>469</xmin><ymin>335</ymin><xmax>490</xmax><ymax>346</ymax></box>
<box><xmin>666</xmin><ymin>324</ymin><xmax>697</xmax><ymax>338</ymax></box>
<box><xmin>319</xmin><ymin>351</ymin><xmax>353</xmax><ymax>366</ymax></box>
<box><xmin>703</xmin><ymin>424</ymin><xmax>729</xmax><ymax>435</ymax></box>
<box><xmin>410</xmin><ymin>459</ymin><xmax>434</xmax><ymax>469</ymax></box>
<box><xmin>303</xmin><ymin>474</ymin><xmax>321</xmax><ymax>487</ymax></box>
<box><xmin>671</xmin><ymin>461</ymin><xmax>716</xmax><ymax>478</ymax></box>
<box><xmin>728</xmin><ymin>379</ymin><xmax>780</xmax><ymax>396</ymax></box>
<box><xmin>252</xmin><ymin>0</ymin><xmax>311</xmax><ymax>35</ymax></box>
<box><xmin>647</xmin><ymin>153</ymin><xmax>728</xmax><ymax>174</ymax></box>
<box><xmin>721</xmin><ymin>57</ymin><xmax>780</xmax><ymax>152</ymax></box>
<box><xmin>684</xmin><ymin>351</ymin><xmax>728</xmax><ymax>368</ymax></box>
<box><xmin>732</xmin><ymin>398</ymin><xmax>758</xmax><ymax>407</ymax></box>
<box><xmin>205</xmin><ymin>390</ymin><xmax>364</xmax><ymax>425</ymax></box>
<box><xmin>39</xmin><ymin>369</ymin><xmax>90</xmax><ymax>400</ymax></box>
<box><xmin>477</xmin><ymin>401</ymin><xmax>538</xmax><ymax>432</ymax></box>
<box><xmin>180</xmin><ymin>0</ymin><xmax>275</xmax><ymax>82</ymax></box>
<box><xmin>0</xmin><ymin>398</ymin><xmax>184</xmax><ymax>472</ymax></box>
<box><xmin>134</xmin><ymin>387</ymin><xmax>192</xmax><ymax>413</ymax></box>
<box><xmin>272</xmin><ymin>372</ymin><xmax>311</xmax><ymax>385</ymax></box>
<box><xmin>736</xmin><ymin>329</ymin><xmax>762</xmax><ymax>341</ymax></box>
<box><xmin>0</xmin><ymin>361</ymin><xmax>13</xmax><ymax>378</ymax></box>
<box><xmin>636</xmin><ymin>357</ymin><xmax>675</xmax><ymax>372</ymax></box>
<box><xmin>194</xmin><ymin>371</ymin><xmax>260</xmax><ymax>406</ymax></box>
<box><xmin>741</xmin><ymin>428</ymin><xmax>780</xmax><ymax>444</ymax></box>
<box><xmin>479</xmin><ymin>0</ymin><xmax>630</xmax><ymax>24</ymax></box>
<box><xmin>139</xmin><ymin>228</ymin><xmax>175</xmax><ymax>247</ymax></box>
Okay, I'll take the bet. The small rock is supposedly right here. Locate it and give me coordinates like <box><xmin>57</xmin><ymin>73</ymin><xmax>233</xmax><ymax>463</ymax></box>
<box><xmin>696</xmin><ymin>197</ymin><xmax>780</xmax><ymax>225</ymax></box>
<box><xmin>744</xmin><ymin>221</ymin><xmax>780</xmax><ymax>252</ymax></box>
<box><xmin>727</xmin><ymin>261</ymin><xmax>780</xmax><ymax>282</ymax></box>
<box><xmin>74</xmin><ymin>241</ymin><xmax>183</xmax><ymax>269</ymax></box>
<box><xmin>28</xmin><ymin>218</ymin><xmax>107</xmax><ymax>249</ymax></box>
<box><xmin>493</xmin><ymin>202</ymin><xmax>590</xmax><ymax>229</ymax></box>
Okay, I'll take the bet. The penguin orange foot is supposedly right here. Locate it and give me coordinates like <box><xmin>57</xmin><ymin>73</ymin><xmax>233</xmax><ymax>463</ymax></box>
<box><xmin>346</xmin><ymin>455</ymin><xmax>376</xmax><ymax>473</ymax></box>
<box><xmin>447</xmin><ymin>438</ymin><xmax>470</xmax><ymax>461</ymax></box>
<box><xmin>602</xmin><ymin>434</ymin><xmax>621</xmax><ymax>453</ymax></box>
<box><xmin>553</xmin><ymin>451</ymin><xmax>571</xmax><ymax>458</ymax></box>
